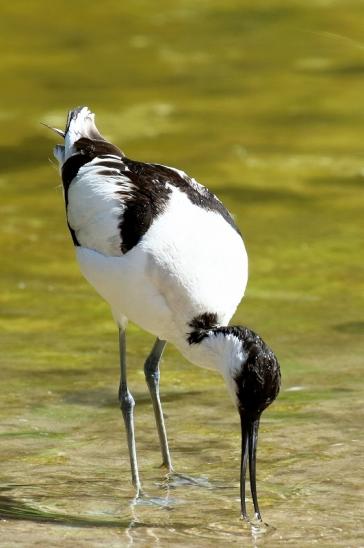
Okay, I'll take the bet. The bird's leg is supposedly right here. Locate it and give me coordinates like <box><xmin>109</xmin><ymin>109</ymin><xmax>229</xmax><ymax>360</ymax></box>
<box><xmin>144</xmin><ymin>338</ymin><xmax>173</xmax><ymax>472</ymax></box>
<box><xmin>118</xmin><ymin>327</ymin><xmax>142</xmax><ymax>497</ymax></box>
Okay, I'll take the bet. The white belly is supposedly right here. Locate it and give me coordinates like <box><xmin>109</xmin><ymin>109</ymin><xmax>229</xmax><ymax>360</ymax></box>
<box><xmin>75</xmin><ymin>187</ymin><xmax>248</xmax><ymax>349</ymax></box>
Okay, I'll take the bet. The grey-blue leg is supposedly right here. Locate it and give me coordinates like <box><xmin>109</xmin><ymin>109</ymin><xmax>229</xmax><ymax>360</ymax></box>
<box><xmin>144</xmin><ymin>338</ymin><xmax>173</xmax><ymax>471</ymax></box>
<box><xmin>118</xmin><ymin>327</ymin><xmax>142</xmax><ymax>496</ymax></box>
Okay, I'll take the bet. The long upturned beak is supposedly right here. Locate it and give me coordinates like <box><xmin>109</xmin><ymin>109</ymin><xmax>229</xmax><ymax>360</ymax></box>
<box><xmin>240</xmin><ymin>411</ymin><xmax>262</xmax><ymax>521</ymax></box>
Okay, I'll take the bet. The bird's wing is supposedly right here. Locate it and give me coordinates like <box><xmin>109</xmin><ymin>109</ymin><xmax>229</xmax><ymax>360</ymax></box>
<box><xmin>62</xmin><ymin>149</ymin><xmax>172</xmax><ymax>256</ymax></box>
<box><xmin>125</xmin><ymin>160</ymin><xmax>240</xmax><ymax>235</ymax></box>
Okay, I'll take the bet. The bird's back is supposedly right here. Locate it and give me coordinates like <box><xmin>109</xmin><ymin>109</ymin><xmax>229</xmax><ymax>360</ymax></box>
<box><xmin>55</xmin><ymin>107</ymin><xmax>248</xmax><ymax>346</ymax></box>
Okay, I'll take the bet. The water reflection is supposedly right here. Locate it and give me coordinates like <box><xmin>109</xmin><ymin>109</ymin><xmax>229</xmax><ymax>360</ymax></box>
<box><xmin>1</xmin><ymin>476</ymin><xmax>278</xmax><ymax>545</ymax></box>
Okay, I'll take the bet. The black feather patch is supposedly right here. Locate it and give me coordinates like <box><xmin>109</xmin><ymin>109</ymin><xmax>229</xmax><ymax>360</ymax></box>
<box><xmin>233</xmin><ymin>327</ymin><xmax>281</xmax><ymax>417</ymax></box>
<box><xmin>189</xmin><ymin>312</ymin><xmax>219</xmax><ymax>330</ymax></box>
<box><xmin>118</xmin><ymin>183</ymin><xmax>170</xmax><ymax>254</ymax></box>
<box><xmin>75</xmin><ymin>137</ymin><xmax>123</xmax><ymax>159</ymax></box>
<box><xmin>123</xmin><ymin>161</ymin><xmax>241</xmax><ymax>235</ymax></box>
<box><xmin>62</xmin><ymin>153</ymin><xmax>93</xmax><ymax>189</ymax></box>
<box><xmin>187</xmin><ymin>313</ymin><xmax>219</xmax><ymax>344</ymax></box>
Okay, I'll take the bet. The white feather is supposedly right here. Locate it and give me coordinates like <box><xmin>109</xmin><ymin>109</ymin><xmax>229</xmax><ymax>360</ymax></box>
<box><xmin>64</xmin><ymin>107</ymin><xmax>102</xmax><ymax>161</ymax></box>
<box><xmin>75</xmin><ymin>186</ymin><xmax>248</xmax><ymax>357</ymax></box>
<box><xmin>182</xmin><ymin>332</ymin><xmax>246</xmax><ymax>403</ymax></box>
<box><xmin>67</xmin><ymin>163</ymin><xmax>134</xmax><ymax>256</ymax></box>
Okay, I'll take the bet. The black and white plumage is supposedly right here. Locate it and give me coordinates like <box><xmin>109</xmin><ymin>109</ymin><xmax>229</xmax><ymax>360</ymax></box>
<box><xmin>50</xmin><ymin>106</ymin><xmax>281</xmax><ymax>521</ymax></box>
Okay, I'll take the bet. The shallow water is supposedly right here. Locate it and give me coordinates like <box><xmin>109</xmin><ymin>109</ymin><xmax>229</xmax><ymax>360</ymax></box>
<box><xmin>1</xmin><ymin>0</ymin><xmax>363</xmax><ymax>546</ymax></box>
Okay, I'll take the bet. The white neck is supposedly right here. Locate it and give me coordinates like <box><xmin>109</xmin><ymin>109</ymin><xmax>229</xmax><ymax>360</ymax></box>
<box><xmin>178</xmin><ymin>331</ymin><xmax>246</xmax><ymax>405</ymax></box>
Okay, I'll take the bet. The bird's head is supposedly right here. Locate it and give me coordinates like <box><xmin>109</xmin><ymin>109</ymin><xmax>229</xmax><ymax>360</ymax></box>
<box><xmin>188</xmin><ymin>323</ymin><xmax>281</xmax><ymax>521</ymax></box>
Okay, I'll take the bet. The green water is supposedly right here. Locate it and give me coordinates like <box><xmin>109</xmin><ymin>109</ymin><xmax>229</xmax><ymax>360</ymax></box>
<box><xmin>1</xmin><ymin>0</ymin><xmax>363</xmax><ymax>545</ymax></box>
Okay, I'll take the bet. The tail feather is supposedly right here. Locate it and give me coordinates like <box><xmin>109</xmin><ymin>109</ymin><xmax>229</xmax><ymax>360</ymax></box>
<box><xmin>51</xmin><ymin>106</ymin><xmax>105</xmax><ymax>165</ymax></box>
<box><xmin>64</xmin><ymin>106</ymin><xmax>104</xmax><ymax>152</ymax></box>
